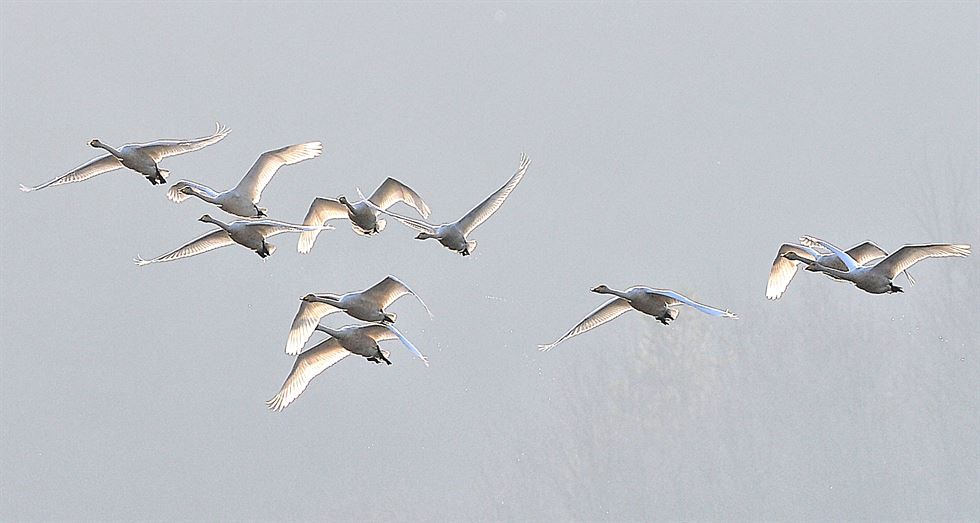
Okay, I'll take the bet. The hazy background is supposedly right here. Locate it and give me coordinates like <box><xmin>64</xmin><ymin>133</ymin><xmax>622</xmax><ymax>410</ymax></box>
<box><xmin>1</xmin><ymin>2</ymin><xmax>977</xmax><ymax>521</ymax></box>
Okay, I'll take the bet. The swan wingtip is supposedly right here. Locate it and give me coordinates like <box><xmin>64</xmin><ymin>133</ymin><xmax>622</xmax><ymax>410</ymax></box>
<box><xmin>18</xmin><ymin>184</ymin><xmax>34</xmax><ymax>192</ymax></box>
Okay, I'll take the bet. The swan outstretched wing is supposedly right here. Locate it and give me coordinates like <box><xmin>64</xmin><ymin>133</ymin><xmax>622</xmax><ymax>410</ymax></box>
<box><xmin>232</xmin><ymin>142</ymin><xmax>322</xmax><ymax>203</ymax></box>
<box><xmin>845</xmin><ymin>241</ymin><xmax>915</xmax><ymax>285</ymax></box>
<box><xmin>167</xmin><ymin>180</ymin><xmax>220</xmax><ymax>203</ymax></box>
<box><xmin>538</xmin><ymin>298</ymin><xmax>634</xmax><ymax>352</ymax></box>
<box><xmin>361</xmin><ymin>324</ymin><xmax>429</xmax><ymax>366</ymax></box>
<box><xmin>138</xmin><ymin>123</ymin><xmax>232</xmax><ymax>161</ymax></box>
<box><xmin>135</xmin><ymin>230</ymin><xmax>235</xmax><ymax>266</ymax></box>
<box><xmin>285</xmin><ymin>300</ymin><xmax>342</xmax><ymax>356</ymax></box>
<box><xmin>767</xmin><ymin>243</ymin><xmax>820</xmax><ymax>300</ymax></box>
<box><xmin>457</xmin><ymin>153</ymin><xmax>531</xmax><ymax>236</ymax></box>
<box><xmin>368</xmin><ymin>178</ymin><xmax>432</xmax><ymax>217</ymax></box>
<box><xmin>297</xmin><ymin>197</ymin><xmax>349</xmax><ymax>253</ymax></box>
<box><xmin>362</xmin><ymin>193</ymin><xmax>438</xmax><ymax>234</ymax></box>
<box><xmin>360</xmin><ymin>276</ymin><xmax>433</xmax><ymax>318</ymax></box>
<box><xmin>649</xmin><ymin>289</ymin><xmax>738</xmax><ymax>319</ymax></box>
<box><xmin>20</xmin><ymin>154</ymin><xmax>123</xmax><ymax>192</ymax></box>
<box><xmin>845</xmin><ymin>241</ymin><xmax>888</xmax><ymax>265</ymax></box>
<box><xmin>246</xmin><ymin>219</ymin><xmax>332</xmax><ymax>238</ymax></box>
<box><xmin>267</xmin><ymin>339</ymin><xmax>350</xmax><ymax>412</ymax></box>
<box><xmin>870</xmin><ymin>244</ymin><xmax>971</xmax><ymax>279</ymax></box>
<box><xmin>800</xmin><ymin>236</ymin><xmax>859</xmax><ymax>271</ymax></box>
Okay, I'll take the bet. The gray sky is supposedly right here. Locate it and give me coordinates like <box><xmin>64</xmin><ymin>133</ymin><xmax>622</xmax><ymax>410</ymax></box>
<box><xmin>1</xmin><ymin>2</ymin><xmax>977</xmax><ymax>521</ymax></box>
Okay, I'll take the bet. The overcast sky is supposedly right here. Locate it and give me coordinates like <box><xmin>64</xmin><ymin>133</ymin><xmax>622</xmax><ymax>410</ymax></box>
<box><xmin>1</xmin><ymin>2</ymin><xmax>977</xmax><ymax>521</ymax></box>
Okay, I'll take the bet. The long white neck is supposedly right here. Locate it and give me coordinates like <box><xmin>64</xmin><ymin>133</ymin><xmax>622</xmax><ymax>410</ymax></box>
<box><xmin>309</xmin><ymin>294</ymin><xmax>342</xmax><ymax>307</ymax></box>
<box><xmin>93</xmin><ymin>141</ymin><xmax>124</xmax><ymax>158</ymax></box>
<box><xmin>595</xmin><ymin>287</ymin><xmax>630</xmax><ymax>299</ymax></box>
<box><xmin>809</xmin><ymin>263</ymin><xmax>855</xmax><ymax>282</ymax></box>
<box><xmin>189</xmin><ymin>186</ymin><xmax>221</xmax><ymax>205</ymax></box>
<box><xmin>200</xmin><ymin>215</ymin><xmax>232</xmax><ymax>232</ymax></box>
<box><xmin>315</xmin><ymin>325</ymin><xmax>343</xmax><ymax>338</ymax></box>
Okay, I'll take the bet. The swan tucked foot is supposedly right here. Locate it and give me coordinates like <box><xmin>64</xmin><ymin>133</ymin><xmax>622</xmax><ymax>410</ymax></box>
<box><xmin>370</xmin><ymin>354</ymin><xmax>392</xmax><ymax>365</ymax></box>
<box><xmin>147</xmin><ymin>168</ymin><xmax>169</xmax><ymax>185</ymax></box>
<box><xmin>461</xmin><ymin>249</ymin><xmax>470</xmax><ymax>256</ymax></box>
<box><xmin>889</xmin><ymin>284</ymin><xmax>904</xmax><ymax>293</ymax></box>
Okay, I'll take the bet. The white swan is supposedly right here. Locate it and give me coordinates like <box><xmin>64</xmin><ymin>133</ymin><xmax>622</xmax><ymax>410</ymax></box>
<box><xmin>167</xmin><ymin>142</ymin><xmax>322</xmax><ymax>218</ymax></box>
<box><xmin>364</xmin><ymin>153</ymin><xmax>531</xmax><ymax>255</ymax></box>
<box><xmin>135</xmin><ymin>214</ymin><xmax>331</xmax><ymax>265</ymax></box>
<box><xmin>782</xmin><ymin>236</ymin><xmax>971</xmax><ymax>294</ymax></box>
<box><xmin>285</xmin><ymin>275</ymin><xmax>433</xmax><ymax>355</ymax></box>
<box><xmin>538</xmin><ymin>285</ymin><xmax>738</xmax><ymax>352</ymax></box>
<box><xmin>296</xmin><ymin>177</ymin><xmax>431</xmax><ymax>253</ymax></box>
<box><xmin>767</xmin><ymin>241</ymin><xmax>915</xmax><ymax>300</ymax></box>
<box><xmin>20</xmin><ymin>123</ymin><xmax>230</xmax><ymax>191</ymax></box>
<box><xmin>267</xmin><ymin>323</ymin><xmax>427</xmax><ymax>411</ymax></box>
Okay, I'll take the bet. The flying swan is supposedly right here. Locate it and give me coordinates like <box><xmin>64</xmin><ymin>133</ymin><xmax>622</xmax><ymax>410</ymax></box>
<box><xmin>297</xmin><ymin>177</ymin><xmax>431</xmax><ymax>253</ymax></box>
<box><xmin>135</xmin><ymin>214</ymin><xmax>330</xmax><ymax>265</ymax></box>
<box><xmin>267</xmin><ymin>323</ymin><xmax>427</xmax><ymax>412</ymax></box>
<box><xmin>20</xmin><ymin>123</ymin><xmax>230</xmax><ymax>191</ymax></box>
<box><xmin>539</xmin><ymin>285</ymin><xmax>738</xmax><ymax>352</ymax></box>
<box><xmin>285</xmin><ymin>275</ymin><xmax>433</xmax><ymax>355</ymax></box>
<box><xmin>167</xmin><ymin>142</ymin><xmax>323</xmax><ymax>217</ymax></box>
<box><xmin>364</xmin><ymin>153</ymin><xmax>531</xmax><ymax>255</ymax></box>
<box><xmin>781</xmin><ymin>236</ymin><xmax>970</xmax><ymax>294</ymax></box>
<box><xmin>767</xmin><ymin>240</ymin><xmax>915</xmax><ymax>300</ymax></box>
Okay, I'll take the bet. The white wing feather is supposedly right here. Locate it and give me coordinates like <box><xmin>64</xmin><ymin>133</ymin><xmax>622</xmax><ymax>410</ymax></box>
<box><xmin>232</xmin><ymin>142</ymin><xmax>322</xmax><ymax>203</ymax></box>
<box><xmin>457</xmin><ymin>153</ymin><xmax>531</xmax><ymax>236</ymax></box>
<box><xmin>135</xmin><ymin>230</ymin><xmax>235</xmax><ymax>266</ymax></box>
<box><xmin>267</xmin><ymin>339</ymin><xmax>351</xmax><ymax>412</ymax></box>
<box><xmin>538</xmin><ymin>298</ymin><xmax>634</xmax><ymax>352</ymax></box>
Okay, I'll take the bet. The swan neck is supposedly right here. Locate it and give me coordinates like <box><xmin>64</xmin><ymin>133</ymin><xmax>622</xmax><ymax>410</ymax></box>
<box><xmin>95</xmin><ymin>142</ymin><xmax>124</xmax><ymax>158</ymax></box>
<box><xmin>315</xmin><ymin>325</ymin><xmax>342</xmax><ymax>338</ymax></box>
<box><xmin>811</xmin><ymin>263</ymin><xmax>850</xmax><ymax>279</ymax></box>
<box><xmin>598</xmin><ymin>287</ymin><xmax>629</xmax><ymax>299</ymax></box>
<box><xmin>190</xmin><ymin>187</ymin><xmax>220</xmax><ymax>204</ymax></box>
<box><xmin>202</xmin><ymin>216</ymin><xmax>231</xmax><ymax>231</ymax></box>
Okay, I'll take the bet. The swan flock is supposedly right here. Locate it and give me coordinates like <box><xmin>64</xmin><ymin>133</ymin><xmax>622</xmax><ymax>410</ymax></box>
<box><xmin>21</xmin><ymin>123</ymin><xmax>972</xmax><ymax>410</ymax></box>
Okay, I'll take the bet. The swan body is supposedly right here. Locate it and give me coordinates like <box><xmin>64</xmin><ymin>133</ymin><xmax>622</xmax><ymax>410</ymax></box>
<box><xmin>285</xmin><ymin>275</ymin><xmax>433</xmax><ymax>355</ymax></box>
<box><xmin>297</xmin><ymin>177</ymin><xmax>431</xmax><ymax>253</ymax></box>
<box><xmin>785</xmin><ymin>236</ymin><xmax>971</xmax><ymax>294</ymax></box>
<box><xmin>267</xmin><ymin>323</ymin><xmax>427</xmax><ymax>411</ymax></box>
<box><xmin>365</xmin><ymin>153</ymin><xmax>530</xmax><ymax>255</ymax></box>
<box><xmin>20</xmin><ymin>123</ymin><xmax>230</xmax><ymax>191</ymax></box>
<box><xmin>538</xmin><ymin>285</ymin><xmax>738</xmax><ymax>352</ymax></box>
<box><xmin>135</xmin><ymin>214</ymin><xmax>330</xmax><ymax>265</ymax></box>
<box><xmin>767</xmin><ymin>241</ymin><xmax>915</xmax><ymax>300</ymax></box>
<box><xmin>168</xmin><ymin>142</ymin><xmax>322</xmax><ymax>217</ymax></box>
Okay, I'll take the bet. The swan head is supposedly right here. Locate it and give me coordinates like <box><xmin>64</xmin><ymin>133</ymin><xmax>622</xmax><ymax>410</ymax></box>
<box><xmin>337</xmin><ymin>196</ymin><xmax>348</xmax><ymax>204</ymax></box>
<box><xmin>89</xmin><ymin>139</ymin><xmax>103</xmax><ymax>148</ymax></box>
<box><xmin>781</xmin><ymin>252</ymin><xmax>807</xmax><ymax>263</ymax></box>
<box><xmin>199</xmin><ymin>214</ymin><xmax>215</xmax><ymax>223</ymax></box>
<box><xmin>591</xmin><ymin>284</ymin><xmax>611</xmax><ymax>294</ymax></box>
<box><xmin>301</xmin><ymin>293</ymin><xmax>319</xmax><ymax>302</ymax></box>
